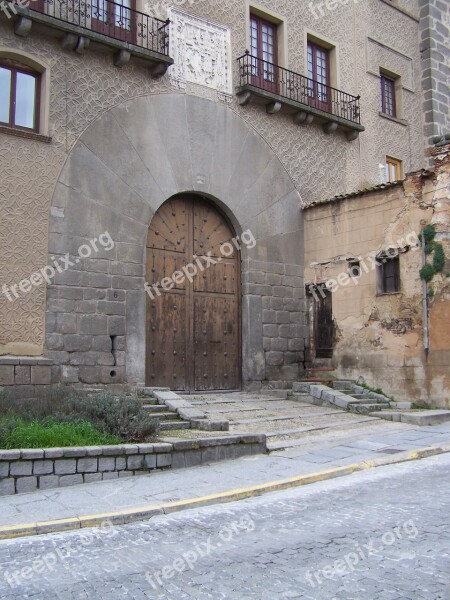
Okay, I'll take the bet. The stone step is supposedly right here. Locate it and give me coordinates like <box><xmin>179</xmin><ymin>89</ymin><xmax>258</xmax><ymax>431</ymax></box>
<box><xmin>373</xmin><ymin>410</ymin><xmax>450</xmax><ymax>426</ymax></box>
<box><xmin>142</xmin><ymin>404</ymin><xmax>172</xmax><ymax>413</ymax></box>
<box><xmin>261</xmin><ymin>389</ymin><xmax>289</xmax><ymax>399</ymax></box>
<box><xmin>390</xmin><ymin>402</ymin><xmax>413</xmax><ymax>409</ymax></box>
<box><xmin>140</xmin><ymin>398</ymin><xmax>159</xmax><ymax>406</ymax></box>
<box><xmin>137</xmin><ymin>387</ymin><xmax>170</xmax><ymax>396</ymax></box>
<box><xmin>348</xmin><ymin>403</ymin><xmax>388</xmax><ymax>414</ymax></box>
<box><xmin>332</xmin><ymin>380</ymin><xmax>355</xmax><ymax>390</ymax></box>
<box><xmin>145</xmin><ymin>412</ymin><xmax>180</xmax><ymax>421</ymax></box>
<box><xmin>160</xmin><ymin>421</ymin><xmax>191</xmax><ymax>430</ymax></box>
<box><xmin>289</xmin><ymin>393</ymin><xmax>315</xmax><ymax>404</ymax></box>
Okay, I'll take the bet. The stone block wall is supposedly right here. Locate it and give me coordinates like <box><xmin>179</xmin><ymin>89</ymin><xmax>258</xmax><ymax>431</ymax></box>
<box><xmin>0</xmin><ymin>357</ymin><xmax>52</xmax><ymax>398</ymax></box>
<box><xmin>419</xmin><ymin>0</ymin><xmax>450</xmax><ymax>153</ymax></box>
<box><xmin>244</xmin><ymin>260</ymin><xmax>306</xmax><ymax>386</ymax></box>
<box><xmin>0</xmin><ymin>435</ymin><xmax>266</xmax><ymax>496</ymax></box>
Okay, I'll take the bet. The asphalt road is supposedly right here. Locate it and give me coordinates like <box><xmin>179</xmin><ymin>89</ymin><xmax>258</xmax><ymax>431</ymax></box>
<box><xmin>0</xmin><ymin>454</ymin><xmax>449</xmax><ymax>600</ymax></box>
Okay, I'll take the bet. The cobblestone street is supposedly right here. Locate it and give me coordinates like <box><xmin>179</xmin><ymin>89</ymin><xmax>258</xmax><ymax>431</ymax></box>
<box><xmin>0</xmin><ymin>454</ymin><xmax>449</xmax><ymax>600</ymax></box>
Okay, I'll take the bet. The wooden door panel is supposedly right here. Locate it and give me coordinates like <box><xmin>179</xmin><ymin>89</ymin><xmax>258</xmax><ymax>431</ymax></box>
<box><xmin>147</xmin><ymin>195</ymin><xmax>240</xmax><ymax>391</ymax></box>
<box><xmin>193</xmin><ymin>200</ymin><xmax>236</xmax><ymax>257</ymax></box>
<box><xmin>315</xmin><ymin>288</ymin><xmax>333</xmax><ymax>358</ymax></box>
<box><xmin>147</xmin><ymin>249</ymin><xmax>186</xmax><ymax>290</ymax></box>
<box><xmin>146</xmin><ymin>292</ymin><xmax>187</xmax><ymax>390</ymax></box>
<box><xmin>194</xmin><ymin>296</ymin><xmax>239</xmax><ymax>390</ymax></box>
<box><xmin>193</xmin><ymin>260</ymin><xmax>236</xmax><ymax>295</ymax></box>
<box><xmin>148</xmin><ymin>197</ymin><xmax>189</xmax><ymax>252</ymax></box>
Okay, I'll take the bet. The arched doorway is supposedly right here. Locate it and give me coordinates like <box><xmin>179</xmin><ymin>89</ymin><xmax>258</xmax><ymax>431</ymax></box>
<box><xmin>145</xmin><ymin>195</ymin><xmax>241</xmax><ymax>391</ymax></box>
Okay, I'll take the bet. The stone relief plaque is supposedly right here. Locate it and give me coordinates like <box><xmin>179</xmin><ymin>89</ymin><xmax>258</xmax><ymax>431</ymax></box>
<box><xmin>168</xmin><ymin>7</ymin><xmax>232</xmax><ymax>97</ymax></box>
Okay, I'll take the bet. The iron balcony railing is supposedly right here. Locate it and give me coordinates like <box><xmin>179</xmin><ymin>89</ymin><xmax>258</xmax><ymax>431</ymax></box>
<box><xmin>237</xmin><ymin>52</ymin><xmax>361</xmax><ymax>125</ymax></box>
<box><xmin>18</xmin><ymin>0</ymin><xmax>170</xmax><ymax>56</ymax></box>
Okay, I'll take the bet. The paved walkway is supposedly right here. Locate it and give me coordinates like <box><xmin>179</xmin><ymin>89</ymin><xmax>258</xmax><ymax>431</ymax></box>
<box><xmin>1</xmin><ymin>421</ymin><xmax>450</xmax><ymax>530</ymax></box>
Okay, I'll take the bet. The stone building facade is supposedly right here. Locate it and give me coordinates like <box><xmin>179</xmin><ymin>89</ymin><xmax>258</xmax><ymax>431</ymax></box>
<box><xmin>0</xmin><ymin>0</ymin><xmax>445</xmax><ymax>397</ymax></box>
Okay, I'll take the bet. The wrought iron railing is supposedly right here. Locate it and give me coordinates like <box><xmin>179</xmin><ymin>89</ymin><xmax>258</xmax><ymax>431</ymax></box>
<box><xmin>237</xmin><ymin>52</ymin><xmax>361</xmax><ymax>125</ymax></box>
<box><xmin>19</xmin><ymin>0</ymin><xmax>170</xmax><ymax>55</ymax></box>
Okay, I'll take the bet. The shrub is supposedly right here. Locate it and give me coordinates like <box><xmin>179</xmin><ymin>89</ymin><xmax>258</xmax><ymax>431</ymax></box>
<box><xmin>59</xmin><ymin>393</ymin><xmax>160</xmax><ymax>441</ymax></box>
<box><xmin>0</xmin><ymin>388</ymin><xmax>159</xmax><ymax>443</ymax></box>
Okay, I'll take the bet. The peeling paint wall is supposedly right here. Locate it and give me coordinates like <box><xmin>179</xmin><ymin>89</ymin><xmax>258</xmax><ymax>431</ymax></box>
<box><xmin>304</xmin><ymin>145</ymin><xmax>450</xmax><ymax>408</ymax></box>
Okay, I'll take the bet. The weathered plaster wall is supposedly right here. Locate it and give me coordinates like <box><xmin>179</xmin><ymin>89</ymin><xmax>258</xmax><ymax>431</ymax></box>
<box><xmin>304</xmin><ymin>149</ymin><xmax>450</xmax><ymax>407</ymax></box>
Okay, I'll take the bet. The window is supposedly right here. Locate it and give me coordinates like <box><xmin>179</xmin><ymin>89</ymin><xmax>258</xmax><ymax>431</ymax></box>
<box><xmin>348</xmin><ymin>260</ymin><xmax>361</xmax><ymax>278</ymax></box>
<box><xmin>250</xmin><ymin>14</ymin><xmax>278</xmax><ymax>93</ymax></box>
<box><xmin>385</xmin><ymin>157</ymin><xmax>402</xmax><ymax>182</ymax></box>
<box><xmin>0</xmin><ymin>61</ymin><xmax>39</xmax><ymax>131</ymax></box>
<box><xmin>307</xmin><ymin>41</ymin><xmax>330</xmax><ymax>111</ymax></box>
<box><xmin>380</xmin><ymin>74</ymin><xmax>396</xmax><ymax>117</ymax></box>
<box><xmin>377</xmin><ymin>256</ymin><xmax>400</xmax><ymax>294</ymax></box>
<box><xmin>92</xmin><ymin>0</ymin><xmax>135</xmax><ymax>42</ymax></box>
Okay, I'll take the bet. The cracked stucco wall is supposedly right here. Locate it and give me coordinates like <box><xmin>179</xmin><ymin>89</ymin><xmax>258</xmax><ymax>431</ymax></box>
<box><xmin>304</xmin><ymin>150</ymin><xmax>450</xmax><ymax>407</ymax></box>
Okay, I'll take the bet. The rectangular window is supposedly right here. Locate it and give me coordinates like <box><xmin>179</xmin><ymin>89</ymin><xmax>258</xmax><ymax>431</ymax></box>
<box><xmin>0</xmin><ymin>64</ymin><xmax>38</xmax><ymax>131</ymax></box>
<box><xmin>249</xmin><ymin>14</ymin><xmax>278</xmax><ymax>93</ymax></box>
<box><xmin>307</xmin><ymin>41</ymin><xmax>330</xmax><ymax>111</ymax></box>
<box><xmin>381</xmin><ymin>74</ymin><xmax>396</xmax><ymax>117</ymax></box>
<box><xmin>385</xmin><ymin>157</ymin><xmax>402</xmax><ymax>182</ymax></box>
<box><xmin>377</xmin><ymin>256</ymin><xmax>400</xmax><ymax>294</ymax></box>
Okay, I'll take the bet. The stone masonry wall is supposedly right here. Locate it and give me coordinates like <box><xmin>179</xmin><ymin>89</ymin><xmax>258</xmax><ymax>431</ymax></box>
<box><xmin>419</xmin><ymin>0</ymin><xmax>450</xmax><ymax>153</ymax></box>
<box><xmin>0</xmin><ymin>435</ymin><xmax>266</xmax><ymax>496</ymax></box>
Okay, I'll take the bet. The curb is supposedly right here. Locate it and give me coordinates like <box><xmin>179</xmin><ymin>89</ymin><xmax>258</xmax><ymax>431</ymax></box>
<box><xmin>0</xmin><ymin>443</ymin><xmax>449</xmax><ymax>541</ymax></box>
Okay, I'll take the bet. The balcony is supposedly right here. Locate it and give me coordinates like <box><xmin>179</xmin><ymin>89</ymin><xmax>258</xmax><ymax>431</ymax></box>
<box><xmin>237</xmin><ymin>52</ymin><xmax>364</xmax><ymax>140</ymax></box>
<box><xmin>9</xmin><ymin>0</ymin><xmax>173</xmax><ymax>76</ymax></box>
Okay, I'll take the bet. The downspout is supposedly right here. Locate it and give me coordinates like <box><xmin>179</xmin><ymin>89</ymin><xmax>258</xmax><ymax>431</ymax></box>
<box><xmin>421</xmin><ymin>230</ymin><xmax>429</xmax><ymax>358</ymax></box>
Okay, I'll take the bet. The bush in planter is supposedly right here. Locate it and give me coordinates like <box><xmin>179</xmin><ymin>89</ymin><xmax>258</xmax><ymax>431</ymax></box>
<box><xmin>0</xmin><ymin>388</ymin><xmax>159</xmax><ymax>443</ymax></box>
<box><xmin>59</xmin><ymin>393</ymin><xmax>160</xmax><ymax>441</ymax></box>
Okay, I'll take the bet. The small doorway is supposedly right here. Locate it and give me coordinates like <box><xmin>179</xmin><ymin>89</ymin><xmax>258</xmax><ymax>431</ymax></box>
<box><xmin>146</xmin><ymin>195</ymin><xmax>241</xmax><ymax>392</ymax></box>
<box><xmin>307</xmin><ymin>284</ymin><xmax>334</xmax><ymax>359</ymax></box>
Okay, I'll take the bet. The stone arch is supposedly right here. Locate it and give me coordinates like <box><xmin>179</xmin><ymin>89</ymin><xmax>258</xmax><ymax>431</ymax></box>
<box><xmin>48</xmin><ymin>93</ymin><xmax>304</xmax><ymax>388</ymax></box>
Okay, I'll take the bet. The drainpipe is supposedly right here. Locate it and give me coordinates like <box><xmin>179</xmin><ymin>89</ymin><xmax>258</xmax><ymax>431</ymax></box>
<box><xmin>421</xmin><ymin>230</ymin><xmax>429</xmax><ymax>358</ymax></box>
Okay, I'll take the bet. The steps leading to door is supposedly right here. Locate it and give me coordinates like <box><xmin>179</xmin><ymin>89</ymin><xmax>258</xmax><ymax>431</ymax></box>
<box><xmin>291</xmin><ymin>380</ymin><xmax>450</xmax><ymax>425</ymax></box>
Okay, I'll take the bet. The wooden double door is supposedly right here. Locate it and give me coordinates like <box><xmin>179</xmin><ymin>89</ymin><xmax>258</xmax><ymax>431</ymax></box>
<box><xmin>146</xmin><ymin>196</ymin><xmax>241</xmax><ymax>391</ymax></box>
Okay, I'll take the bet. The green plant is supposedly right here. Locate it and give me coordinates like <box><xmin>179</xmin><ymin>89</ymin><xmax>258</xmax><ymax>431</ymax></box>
<box><xmin>358</xmin><ymin>383</ymin><xmax>384</xmax><ymax>395</ymax></box>
<box><xmin>418</xmin><ymin>224</ymin><xmax>446</xmax><ymax>286</ymax></box>
<box><xmin>420</xmin><ymin>263</ymin><xmax>434</xmax><ymax>282</ymax></box>
<box><xmin>427</xmin><ymin>286</ymin><xmax>435</xmax><ymax>299</ymax></box>
<box><xmin>55</xmin><ymin>393</ymin><xmax>160</xmax><ymax>442</ymax></box>
<box><xmin>0</xmin><ymin>388</ymin><xmax>159</xmax><ymax>443</ymax></box>
<box><xmin>0</xmin><ymin>418</ymin><xmax>121</xmax><ymax>449</ymax></box>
